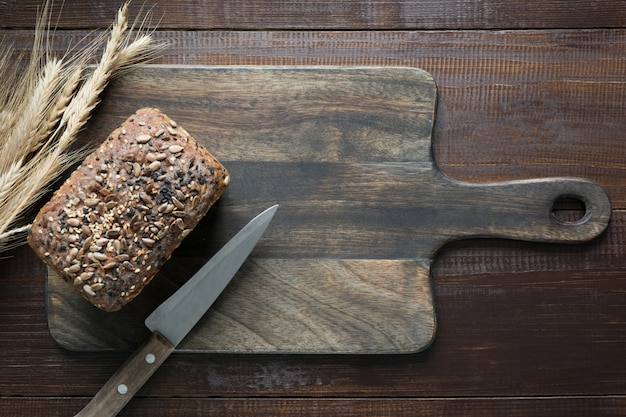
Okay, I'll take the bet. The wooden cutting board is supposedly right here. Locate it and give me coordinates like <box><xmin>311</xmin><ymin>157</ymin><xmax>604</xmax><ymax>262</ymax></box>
<box><xmin>46</xmin><ymin>66</ymin><xmax>611</xmax><ymax>354</ymax></box>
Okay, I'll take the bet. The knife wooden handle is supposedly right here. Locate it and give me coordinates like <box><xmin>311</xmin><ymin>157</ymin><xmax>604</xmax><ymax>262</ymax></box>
<box><xmin>74</xmin><ymin>332</ymin><xmax>175</xmax><ymax>417</ymax></box>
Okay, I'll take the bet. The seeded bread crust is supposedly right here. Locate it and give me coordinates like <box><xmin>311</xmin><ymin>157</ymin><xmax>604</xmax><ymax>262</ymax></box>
<box><xmin>28</xmin><ymin>108</ymin><xmax>230</xmax><ymax>312</ymax></box>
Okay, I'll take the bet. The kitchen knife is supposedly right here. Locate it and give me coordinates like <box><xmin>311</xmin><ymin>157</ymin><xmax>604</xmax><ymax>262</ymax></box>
<box><xmin>73</xmin><ymin>204</ymin><xmax>279</xmax><ymax>417</ymax></box>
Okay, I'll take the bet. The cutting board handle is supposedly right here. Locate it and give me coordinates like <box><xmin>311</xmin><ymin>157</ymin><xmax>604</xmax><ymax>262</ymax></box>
<box><xmin>444</xmin><ymin>176</ymin><xmax>611</xmax><ymax>244</ymax></box>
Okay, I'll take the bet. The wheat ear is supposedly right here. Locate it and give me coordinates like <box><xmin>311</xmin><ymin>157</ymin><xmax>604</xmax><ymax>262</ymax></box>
<box><xmin>0</xmin><ymin>1</ymin><xmax>161</xmax><ymax>252</ymax></box>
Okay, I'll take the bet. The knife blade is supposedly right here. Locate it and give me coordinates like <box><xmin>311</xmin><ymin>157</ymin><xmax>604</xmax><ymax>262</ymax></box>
<box><xmin>73</xmin><ymin>204</ymin><xmax>279</xmax><ymax>417</ymax></box>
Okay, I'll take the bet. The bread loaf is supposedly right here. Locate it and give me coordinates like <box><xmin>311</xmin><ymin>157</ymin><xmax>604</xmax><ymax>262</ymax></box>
<box><xmin>28</xmin><ymin>108</ymin><xmax>230</xmax><ymax>311</ymax></box>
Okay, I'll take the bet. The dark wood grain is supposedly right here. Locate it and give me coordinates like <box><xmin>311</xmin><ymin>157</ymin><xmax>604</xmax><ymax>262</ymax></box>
<box><xmin>3</xmin><ymin>29</ymin><xmax>625</xmax><ymax>206</ymax></box>
<box><xmin>4</xmin><ymin>396</ymin><xmax>626</xmax><ymax>417</ymax></box>
<box><xmin>1</xmin><ymin>0</ymin><xmax>625</xmax><ymax>30</ymax></box>
<box><xmin>2</xmin><ymin>216</ymin><xmax>626</xmax><ymax>413</ymax></box>
<box><xmin>1</xmin><ymin>0</ymin><xmax>625</xmax><ymax>415</ymax></box>
<box><xmin>2</xmin><ymin>214</ymin><xmax>626</xmax><ymax>398</ymax></box>
<box><xmin>45</xmin><ymin>66</ymin><xmax>609</xmax><ymax>355</ymax></box>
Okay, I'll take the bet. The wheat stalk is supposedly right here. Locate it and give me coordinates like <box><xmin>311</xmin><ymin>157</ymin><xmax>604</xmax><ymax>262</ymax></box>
<box><xmin>0</xmin><ymin>1</ymin><xmax>162</xmax><ymax>252</ymax></box>
<box><xmin>1</xmin><ymin>59</ymin><xmax>63</xmax><ymax>165</ymax></box>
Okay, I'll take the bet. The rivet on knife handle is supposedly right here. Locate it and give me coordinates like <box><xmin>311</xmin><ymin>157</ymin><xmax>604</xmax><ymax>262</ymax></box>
<box><xmin>72</xmin><ymin>205</ymin><xmax>279</xmax><ymax>417</ymax></box>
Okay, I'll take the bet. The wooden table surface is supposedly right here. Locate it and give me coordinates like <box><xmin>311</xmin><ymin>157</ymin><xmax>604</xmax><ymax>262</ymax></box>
<box><xmin>1</xmin><ymin>1</ymin><xmax>626</xmax><ymax>416</ymax></box>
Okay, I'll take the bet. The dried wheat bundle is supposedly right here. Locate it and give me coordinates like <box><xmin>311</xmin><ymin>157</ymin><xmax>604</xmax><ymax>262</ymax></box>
<box><xmin>0</xmin><ymin>1</ymin><xmax>161</xmax><ymax>253</ymax></box>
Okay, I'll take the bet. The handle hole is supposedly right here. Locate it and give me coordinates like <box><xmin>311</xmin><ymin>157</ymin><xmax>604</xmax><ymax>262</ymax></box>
<box><xmin>551</xmin><ymin>195</ymin><xmax>589</xmax><ymax>225</ymax></box>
